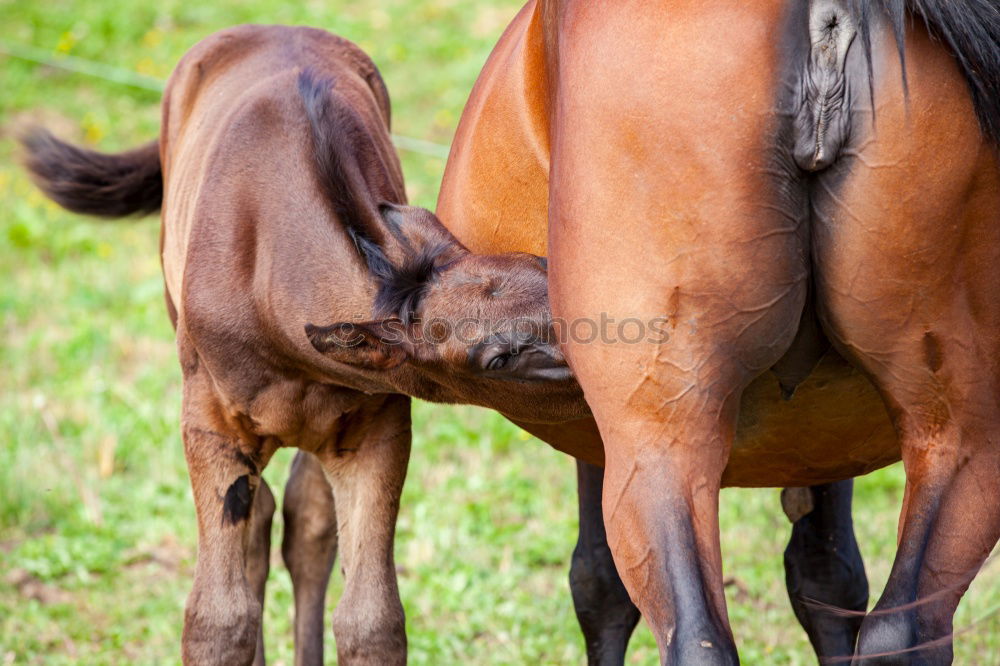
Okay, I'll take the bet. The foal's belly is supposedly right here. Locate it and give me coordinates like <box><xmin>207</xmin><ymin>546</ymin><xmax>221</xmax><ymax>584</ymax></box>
<box><xmin>724</xmin><ymin>352</ymin><xmax>899</xmax><ymax>487</ymax></box>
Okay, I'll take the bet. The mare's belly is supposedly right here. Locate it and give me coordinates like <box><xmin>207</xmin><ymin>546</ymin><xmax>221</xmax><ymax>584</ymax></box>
<box><xmin>723</xmin><ymin>352</ymin><xmax>899</xmax><ymax>487</ymax></box>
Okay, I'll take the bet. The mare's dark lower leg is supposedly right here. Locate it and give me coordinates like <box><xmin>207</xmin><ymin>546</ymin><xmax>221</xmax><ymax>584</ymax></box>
<box><xmin>853</xmin><ymin>442</ymin><xmax>1000</xmax><ymax>666</ymax></box>
<box><xmin>282</xmin><ymin>451</ymin><xmax>338</xmax><ymax>666</ymax></box>
<box><xmin>570</xmin><ymin>460</ymin><xmax>641</xmax><ymax>666</ymax></box>
<box><xmin>783</xmin><ymin>480</ymin><xmax>868</xmax><ymax>662</ymax></box>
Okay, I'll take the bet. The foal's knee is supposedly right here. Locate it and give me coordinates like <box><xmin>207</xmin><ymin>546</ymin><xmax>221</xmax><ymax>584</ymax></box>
<box><xmin>331</xmin><ymin>595</ymin><xmax>406</xmax><ymax>665</ymax></box>
<box><xmin>183</xmin><ymin>586</ymin><xmax>261</xmax><ymax>665</ymax></box>
<box><xmin>281</xmin><ymin>500</ymin><xmax>337</xmax><ymax>579</ymax></box>
<box><xmin>252</xmin><ymin>478</ymin><xmax>276</xmax><ymax>531</ymax></box>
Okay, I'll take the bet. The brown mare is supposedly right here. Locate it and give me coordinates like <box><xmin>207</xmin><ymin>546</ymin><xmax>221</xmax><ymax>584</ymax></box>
<box><xmin>436</xmin><ymin>0</ymin><xmax>1000</xmax><ymax>663</ymax></box>
<box><xmin>22</xmin><ymin>24</ymin><xmax>590</xmax><ymax>665</ymax></box>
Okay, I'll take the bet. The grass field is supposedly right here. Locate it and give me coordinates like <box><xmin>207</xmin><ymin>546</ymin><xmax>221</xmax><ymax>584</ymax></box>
<box><xmin>1</xmin><ymin>1</ymin><xmax>999</xmax><ymax>664</ymax></box>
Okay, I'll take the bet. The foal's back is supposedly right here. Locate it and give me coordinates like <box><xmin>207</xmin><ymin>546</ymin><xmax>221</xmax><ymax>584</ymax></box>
<box><xmin>160</xmin><ymin>24</ymin><xmax>396</xmax><ymax>301</ymax></box>
<box><xmin>158</xmin><ymin>27</ymin><xmax>404</xmax><ymax>417</ymax></box>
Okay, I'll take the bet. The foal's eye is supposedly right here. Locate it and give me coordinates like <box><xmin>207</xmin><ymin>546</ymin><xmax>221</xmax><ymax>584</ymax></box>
<box><xmin>486</xmin><ymin>353</ymin><xmax>511</xmax><ymax>371</ymax></box>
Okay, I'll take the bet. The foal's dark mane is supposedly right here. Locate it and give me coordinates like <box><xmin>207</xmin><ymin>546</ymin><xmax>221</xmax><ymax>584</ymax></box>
<box><xmin>852</xmin><ymin>0</ymin><xmax>1000</xmax><ymax>145</ymax></box>
<box><xmin>298</xmin><ymin>69</ymin><xmax>450</xmax><ymax>322</ymax></box>
<box><xmin>372</xmin><ymin>241</ymin><xmax>449</xmax><ymax>324</ymax></box>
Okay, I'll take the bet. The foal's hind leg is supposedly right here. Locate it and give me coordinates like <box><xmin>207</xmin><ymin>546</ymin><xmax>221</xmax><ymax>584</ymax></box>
<box><xmin>247</xmin><ymin>479</ymin><xmax>276</xmax><ymax>666</ymax></box>
<box><xmin>570</xmin><ymin>461</ymin><xmax>641</xmax><ymax>665</ymax></box>
<box><xmin>783</xmin><ymin>481</ymin><xmax>868</xmax><ymax>661</ymax></box>
<box><xmin>282</xmin><ymin>451</ymin><xmax>338</xmax><ymax>666</ymax></box>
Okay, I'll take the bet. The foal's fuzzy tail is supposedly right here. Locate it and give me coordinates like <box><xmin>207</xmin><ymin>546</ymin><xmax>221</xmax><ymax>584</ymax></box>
<box><xmin>20</xmin><ymin>129</ymin><xmax>162</xmax><ymax>218</ymax></box>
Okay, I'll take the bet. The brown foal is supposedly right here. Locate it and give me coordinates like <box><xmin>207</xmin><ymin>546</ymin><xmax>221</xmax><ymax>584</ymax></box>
<box><xmin>437</xmin><ymin>1</ymin><xmax>1000</xmax><ymax>664</ymax></box>
<box><xmin>23</xmin><ymin>24</ymin><xmax>589</xmax><ymax>665</ymax></box>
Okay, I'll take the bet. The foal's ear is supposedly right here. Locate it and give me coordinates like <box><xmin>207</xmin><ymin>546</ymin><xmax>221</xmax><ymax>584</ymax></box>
<box><xmin>377</xmin><ymin>202</ymin><xmax>463</xmax><ymax>256</ymax></box>
<box><xmin>305</xmin><ymin>320</ymin><xmax>409</xmax><ymax>370</ymax></box>
<box><xmin>379</xmin><ymin>202</ymin><xmax>406</xmax><ymax>230</ymax></box>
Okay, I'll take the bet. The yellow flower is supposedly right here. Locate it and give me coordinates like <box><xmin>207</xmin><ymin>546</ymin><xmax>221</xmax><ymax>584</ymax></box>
<box><xmin>135</xmin><ymin>57</ymin><xmax>157</xmax><ymax>76</ymax></box>
<box><xmin>55</xmin><ymin>31</ymin><xmax>76</xmax><ymax>54</ymax></box>
<box><xmin>83</xmin><ymin>116</ymin><xmax>105</xmax><ymax>144</ymax></box>
<box><xmin>142</xmin><ymin>28</ymin><xmax>163</xmax><ymax>48</ymax></box>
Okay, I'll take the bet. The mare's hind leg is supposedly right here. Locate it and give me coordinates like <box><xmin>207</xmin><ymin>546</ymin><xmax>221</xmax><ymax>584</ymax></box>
<box><xmin>546</xmin><ymin>4</ymin><xmax>811</xmax><ymax>662</ymax></box>
<box><xmin>783</xmin><ymin>481</ymin><xmax>868</xmax><ymax>661</ymax></box>
<box><xmin>247</xmin><ymin>479</ymin><xmax>276</xmax><ymax>666</ymax></box>
<box><xmin>282</xmin><ymin>451</ymin><xmax>338</xmax><ymax>666</ymax></box>
<box><xmin>570</xmin><ymin>461</ymin><xmax>641</xmax><ymax>665</ymax></box>
<box><xmin>809</xmin><ymin>22</ymin><xmax>1000</xmax><ymax>663</ymax></box>
<box><xmin>850</xmin><ymin>429</ymin><xmax>1000</xmax><ymax>665</ymax></box>
<box><xmin>313</xmin><ymin>394</ymin><xmax>410</xmax><ymax>665</ymax></box>
<box><xmin>819</xmin><ymin>200</ymin><xmax>1000</xmax><ymax>665</ymax></box>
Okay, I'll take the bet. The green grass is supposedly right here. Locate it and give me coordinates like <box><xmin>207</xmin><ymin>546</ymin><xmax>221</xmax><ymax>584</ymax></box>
<box><xmin>1</xmin><ymin>1</ymin><xmax>999</xmax><ymax>663</ymax></box>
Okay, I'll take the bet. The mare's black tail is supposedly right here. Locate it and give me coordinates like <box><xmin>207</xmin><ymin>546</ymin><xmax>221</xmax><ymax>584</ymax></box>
<box><xmin>855</xmin><ymin>0</ymin><xmax>1000</xmax><ymax>145</ymax></box>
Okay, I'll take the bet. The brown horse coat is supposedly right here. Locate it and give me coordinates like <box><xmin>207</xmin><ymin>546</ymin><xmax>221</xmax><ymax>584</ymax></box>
<box><xmin>24</xmin><ymin>24</ymin><xmax>587</xmax><ymax>665</ymax></box>
<box><xmin>438</xmin><ymin>1</ymin><xmax>1000</xmax><ymax>663</ymax></box>
<box><xmin>440</xmin><ymin>1</ymin><xmax>899</xmax><ymax>488</ymax></box>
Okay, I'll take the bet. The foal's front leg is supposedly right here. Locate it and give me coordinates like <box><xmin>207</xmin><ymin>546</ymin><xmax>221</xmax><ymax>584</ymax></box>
<box><xmin>181</xmin><ymin>402</ymin><xmax>268</xmax><ymax>665</ymax></box>
<box><xmin>314</xmin><ymin>394</ymin><xmax>411</xmax><ymax>665</ymax></box>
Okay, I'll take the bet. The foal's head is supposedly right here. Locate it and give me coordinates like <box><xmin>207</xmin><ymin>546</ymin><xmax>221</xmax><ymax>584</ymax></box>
<box><xmin>307</xmin><ymin>203</ymin><xmax>583</xmax><ymax>417</ymax></box>
<box><xmin>299</xmin><ymin>70</ymin><xmax>584</xmax><ymax>419</ymax></box>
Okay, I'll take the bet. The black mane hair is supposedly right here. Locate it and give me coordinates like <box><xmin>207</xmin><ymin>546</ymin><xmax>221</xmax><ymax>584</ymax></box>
<box><xmin>298</xmin><ymin>69</ymin><xmax>394</xmax><ymax>258</ymax></box>
<box><xmin>373</xmin><ymin>242</ymin><xmax>451</xmax><ymax>324</ymax></box>
<box><xmin>852</xmin><ymin>0</ymin><xmax>1000</xmax><ymax>145</ymax></box>
<box><xmin>298</xmin><ymin>68</ymin><xmax>452</xmax><ymax>323</ymax></box>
